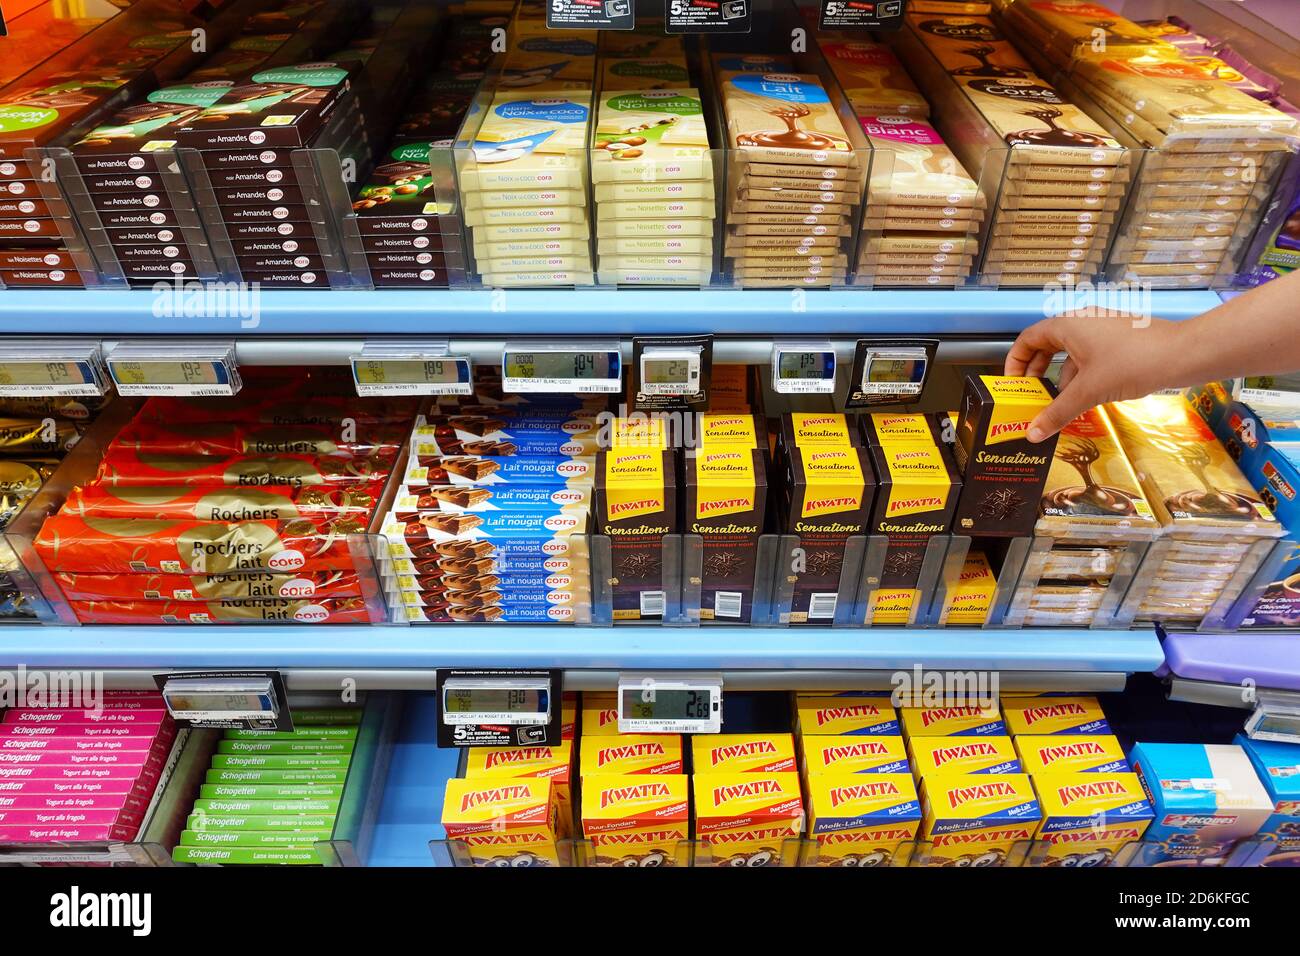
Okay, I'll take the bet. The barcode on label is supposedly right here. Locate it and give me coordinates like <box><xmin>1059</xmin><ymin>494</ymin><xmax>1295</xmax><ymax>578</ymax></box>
<box><xmin>714</xmin><ymin>591</ymin><xmax>743</xmax><ymax>619</ymax></box>
<box><xmin>808</xmin><ymin>593</ymin><xmax>838</xmax><ymax>620</ymax></box>
<box><xmin>640</xmin><ymin>590</ymin><xmax>666</xmax><ymax>617</ymax></box>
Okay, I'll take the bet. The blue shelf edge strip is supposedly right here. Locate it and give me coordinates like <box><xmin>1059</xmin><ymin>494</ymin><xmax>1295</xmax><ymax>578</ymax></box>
<box><xmin>0</xmin><ymin>624</ymin><xmax>1165</xmax><ymax>673</ymax></box>
<box><xmin>0</xmin><ymin>288</ymin><xmax>1223</xmax><ymax>335</ymax></box>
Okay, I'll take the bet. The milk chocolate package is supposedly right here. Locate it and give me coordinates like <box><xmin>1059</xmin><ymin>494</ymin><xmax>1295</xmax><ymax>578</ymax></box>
<box><xmin>594</xmin><ymin>448</ymin><xmax>678</xmax><ymax>621</ymax></box>
<box><xmin>686</xmin><ymin>446</ymin><xmax>767</xmax><ymax>624</ymax></box>
<box><xmin>782</xmin><ymin>445</ymin><xmax>876</xmax><ymax>624</ymax></box>
<box><xmin>952</xmin><ymin>375</ymin><xmax>1060</xmax><ymax>536</ymax></box>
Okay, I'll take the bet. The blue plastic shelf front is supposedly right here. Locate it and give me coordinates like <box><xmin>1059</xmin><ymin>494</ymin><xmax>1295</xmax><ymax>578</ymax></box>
<box><xmin>1161</xmin><ymin>633</ymin><xmax>1300</xmax><ymax>692</ymax></box>
<box><xmin>0</xmin><ymin>288</ymin><xmax>1222</xmax><ymax>336</ymax></box>
<box><xmin>0</xmin><ymin>624</ymin><xmax>1164</xmax><ymax>673</ymax></box>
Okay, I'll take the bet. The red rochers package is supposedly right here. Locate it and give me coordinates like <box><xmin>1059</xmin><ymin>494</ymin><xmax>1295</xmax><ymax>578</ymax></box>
<box><xmin>94</xmin><ymin>449</ymin><xmax>393</xmax><ymax>488</ymax></box>
<box><xmin>54</xmin><ymin>569</ymin><xmax>364</xmax><ymax>602</ymax></box>
<box><xmin>62</xmin><ymin>483</ymin><xmax>385</xmax><ymax>521</ymax></box>
<box><xmin>68</xmin><ymin>597</ymin><xmax>373</xmax><ymax>624</ymax></box>
<box><xmin>34</xmin><ymin>513</ymin><xmax>369</xmax><ymax>574</ymax></box>
<box><xmin>106</xmin><ymin>421</ymin><xmax>405</xmax><ymax>459</ymax></box>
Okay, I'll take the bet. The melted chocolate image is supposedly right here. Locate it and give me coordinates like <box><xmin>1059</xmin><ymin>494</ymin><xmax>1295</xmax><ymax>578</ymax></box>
<box><xmin>736</xmin><ymin>105</ymin><xmax>850</xmax><ymax>152</ymax></box>
<box><xmin>950</xmin><ymin>46</ymin><xmax>1029</xmax><ymax>78</ymax></box>
<box><xmin>1014</xmin><ymin>108</ymin><xmax>1111</xmax><ymax>149</ymax></box>
<box><xmin>1043</xmin><ymin>438</ymin><xmax>1139</xmax><ymax>517</ymax></box>
<box><xmin>1166</xmin><ymin>444</ymin><xmax>1257</xmax><ymax>517</ymax></box>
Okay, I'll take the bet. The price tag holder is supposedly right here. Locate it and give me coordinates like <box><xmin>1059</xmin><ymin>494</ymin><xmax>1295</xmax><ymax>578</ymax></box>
<box><xmin>502</xmin><ymin>339</ymin><xmax>622</xmax><ymax>394</ymax></box>
<box><xmin>108</xmin><ymin>340</ymin><xmax>241</xmax><ymax>397</ymax></box>
<box><xmin>547</xmin><ymin>0</ymin><xmax>634</xmax><ymax>30</ymax></box>
<box><xmin>155</xmin><ymin>670</ymin><xmax>291</xmax><ymax>732</ymax></box>
<box><xmin>631</xmin><ymin>335</ymin><xmax>711</xmax><ymax>411</ymax></box>
<box><xmin>1245</xmin><ymin>691</ymin><xmax>1300</xmax><ymax>745</ymax></box>
<box><xmin>436</xmin><ymin>669</ymin><xmax>563</xmax><ymax>747</ymax></box>
<box><xmin>666</xmin><ymin>0</ymin><xmax>751</xmax><ymax>33</ymax></box>
<box><xmin>772</xmin><ymin>340</ymin><xmax>837</xmax><ymax>395</ymax></box>
<box><xmin>819</xmin><ymin>0</ymin><xmax>907</xmax><ymax>31</ymax></box>
<box><xmin>844</xmin><ymin>337</ymin><xmax>938</xmax><ymax>409</ymax></box>
<box><xmin>617</xmin><ymin>672</ymin><xmax>723</xmax><ymax>734</ymax></box>
<box><xmin>0</xmin><ymin>341</ymin><xmax>108</xmax><ymax>397</ymax></box>
<box><xmin>350</xmin><ymin>340</ymin><xmax>472</xmax><ymax>396</ymax></box>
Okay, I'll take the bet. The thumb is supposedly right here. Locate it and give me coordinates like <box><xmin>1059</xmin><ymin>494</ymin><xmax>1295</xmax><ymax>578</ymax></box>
<box><xmin>1028</xmin><ymin>389</ymin><xmax>1088</xmax><ymax>443</ymax></box>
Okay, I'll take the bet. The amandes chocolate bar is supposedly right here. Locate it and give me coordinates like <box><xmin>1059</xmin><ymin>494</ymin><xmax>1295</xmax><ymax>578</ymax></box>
<box><xmin>174</xmin><ymin>62</ymin><xmax>359</xmax><ymax>150</ymax></box>
<box><xmin>34</xmin><ymin>513</ymin><xmax>368</xmax><ymax>575</ymax></box>
<box><xmin>62</xmin><ymin>484</ymin><xmax>383</xmax><ymax>522</ymax></box>
<box><xmin>952</xmin><ymin>375</ymin><xmax>1060</xmax><ymax>536</ymax></box>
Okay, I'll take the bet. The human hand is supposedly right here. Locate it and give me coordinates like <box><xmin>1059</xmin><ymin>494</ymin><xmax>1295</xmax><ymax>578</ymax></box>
<box><xmin>1005</xmin><ymin>310</ymin><xmax>1183</xmax><ymax>442</ymax></box>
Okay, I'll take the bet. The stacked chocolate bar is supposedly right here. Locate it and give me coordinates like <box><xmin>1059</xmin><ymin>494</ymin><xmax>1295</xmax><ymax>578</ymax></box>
<box><xmin>1108</xmin><ymin>394</ymin><xmax>1284</xmax><ymax>626</ymax></box>
<box><xmin>717</xmin><ymin>55</ymin><xmax>860</xmax><ymax>288</ymax></box>
<box><xmin>1010</xmin><ymin>405</ymin><xmax>1161</xmax><ymax>627</ymax></box>
<box><xmin>0</xmin><ymin>3</ymin><xmax>212</xmax><ymax>289</ymax></box>
<box><xmin>902</xmin><ymin>11</ymin><xmax>1128</xmax><ymax>287</ymax></box>
<box><xmin>163</xmin><ymin>58</ymin><xmax>366</xmax><ymax>289</ymax></box>
<box><xmin>35</xmin><ymin>371</ymin><xmax>408</xmax><ymax>624</ymax></box>
<box><xmin>350</xmin><ymin>14</ymin><xmax>490</xmax><ymax>287</ymax></box>
<box><xmin>997</xmin><ymin>0</ymin><xmax>1299</xmax><ymax>288</ymax></box>
<box><xmin>820</xmin><ymin>39</ymin><xmax>980</xmax><ymax>287</ymax></box>
<box><xmin>382</xmin><ymin>382</ymin><xmax>603</xmax><ymax>622</ymax></box>
<box><xmin>461</xmin><ymin>20</ymin><xmax>596</xmax><ymax>287</ymax></box>
<box><xmin>593</xmin><ymin>87</ymin><xmax>715</xmax><ymax>286</ymax></box>
<box><xmin>0</xmin><ymin>692</ymin><xmax>177</xmax><ymax>847</ymax></box>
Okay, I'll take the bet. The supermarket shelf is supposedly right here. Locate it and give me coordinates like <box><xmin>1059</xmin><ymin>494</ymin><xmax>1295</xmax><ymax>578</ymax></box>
<box><xmin>0</xmin><ymin>288</ymin><xmax>1223</xmax><ymax>336</ymax></box>
<box><xmin>1160</xmin><ymin>632</ymin><xmax>1300</xmax><ymax>694</ymax></box>
<box><xmin>0</xmin><ymin>624</ymin><xmax>1165</xmax><ymax>678</ymax></box>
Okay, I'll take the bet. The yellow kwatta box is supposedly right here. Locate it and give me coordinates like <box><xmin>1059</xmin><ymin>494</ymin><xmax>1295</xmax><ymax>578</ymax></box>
<box><xmin>693</xmin><ymin>772</ymin><xmax>804</xmax><ymax>867</ymax></box>
<box><xmin>441</xmin><ymin>777</ymin><xmax>560</xmax><ymax>867</ymax></box>
<box><xmin>803</xmin><ymin>773</ymin><xmax>922</xmax><ymax>867</ymax></box>
<box><xmin>580</xmin><ymin>773</ymin><xmax>690</xmax><ymax>867</ymax></box>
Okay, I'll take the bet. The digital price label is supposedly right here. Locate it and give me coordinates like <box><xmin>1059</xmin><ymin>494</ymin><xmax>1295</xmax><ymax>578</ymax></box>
<box><xmin>436</xmin><ymin>670</ymin><xmax>563</xmax><ymax>747</ymax></box>
<box><xmin>502</xmin><ymin>341</ymin><xmax>622</xmax><ymax>393</ymax></box>
<box><xmin>639</xmin><ymin>346</ymin><xmax>702</xmax><ymax>397</ymax></box>
<box><xmin>617</xmin><ymin>673</ymin><xmax>723</xmax><ymax>734</ymax></box>
<box><xmin>1246</xmin><ymin>692</ymin><xmax>1300</xmax><ymax>745</ymax></box>
<box><xmin>771</xmin><ymin>342</ymin><xmax>837</xmax><ymax>394</ymax></box>
<box><xmin>157</xmin><ymin>670</ymin><xmax>291</xmax><ymax>731</ymax></box>
<box><xmin>845</xmin><ymin>338</ymin><xmax>937</xmax><ymax>409</ymax></box>
<box><xmin>0</xmin><ymin>359</ymin><xmax>105</xmax><ymax>397</ymax></box>
<box><xmin>352</xmin><ymin>357</ymin><xmax>472</xmax><ymax>396</ymax></box>
<box><xmin>108</xmin><ymin>341</ymin><xmax>241</xmax><ymax>397</ymax></box>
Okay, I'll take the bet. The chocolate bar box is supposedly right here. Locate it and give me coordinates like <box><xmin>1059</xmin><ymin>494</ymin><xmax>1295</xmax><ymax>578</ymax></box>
<box><xmin>953</xmin><ymin>376</ymin><xmax>1060</xmax><ymax>537</ymax></box>
<box><xmin>686</xmin><ymin>446</ymin><xmax>768</xmax><ymax>624</ymax></box>
<box><xmin>595</xmin><ymin>448</ymin><xmax>678</xmax><ymax>622</ymax></box>
<box><xmin>782</xmin><ymin>446</ymin><xmax>876</xmax><ymax>624</ymax></box>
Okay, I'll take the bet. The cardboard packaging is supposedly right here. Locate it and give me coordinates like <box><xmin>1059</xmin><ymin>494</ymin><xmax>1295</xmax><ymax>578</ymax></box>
<box><xmin>441</xmin><ymin>777</ymin><xmax>562</xmax><ymax>867</ymax></box>
<box><xmin>1032</xmin><ymin>772</ymin><xmax>1154</xmax><ymax>866</ymax></box>
<box><xmin>685</xmin><ymin>446</ymin><xmax>767</xmax><ymax>624</ymax></box>
<box><xmin>918</xmin><ymin>773</ymin><xmax>1041</xmax><ymax>866</ymax></box>
<box><xmin>594</xmin><ymin>448</ymin><xmax>679</xmax><ymax>622</ymax></box>
<box><xmin>693</xmin><ymin>772</ymin><xmax>804</xmax><ymax>867</ymax></box>
<box><xmin>803</xmin><ymin>773</ymin><xmax>922</xmax><ymax>866</ymax></box>
<box><xmin>580</xmin><ymin>774</ymin><xmax>690</xmax><ymax>867</ymax></box>
<box><xmin>908</xmin><ymin>736</ymin><xmax>1021</xmax><ymax>776</ymax></box>
<box><xmin>1015</xmin><ymin>735</ymin><xmax>1131</xmax><ymax>775</ymax></box>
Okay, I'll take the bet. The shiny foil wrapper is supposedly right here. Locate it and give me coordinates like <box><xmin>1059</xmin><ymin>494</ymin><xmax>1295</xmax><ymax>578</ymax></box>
<box><xmin>0</xmin><ymin>458</ymin><xmax>58</xmax><ymax>530</ymax></box>
<box><xmin>55</xmin><ymin>569</ymin><xmax>363</xmax><ymax>602</ymax></box>
<box><xmin>70</xmin><ymin>597</ymin><xmax>372</xmax><ymax>624</ymax></box>
<box><xmin>108</xmin><ymin>421</ymin><xmax>405</xmax><ymax>460</ymax></box>
<box><xmin>63</xmin><ymin>482</ymin><xmax>383</xmax><ymax>521</ymax></box>
<box><xmin>0</xmin><ymin>417</ymin><xmax>82</xmax><ymax>455</ymax></box>
<box><xmin>95</xmin><ymin>449</ymin><xmax>393</xmax><ymax>488</ymax></box>
<box><xmin>35</xmin><ymin>513</ymin><xmax>370</xmax><ymax>574</ymax></box>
